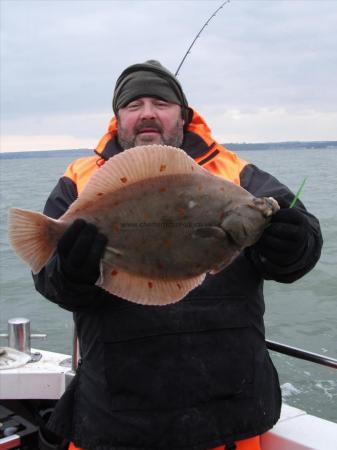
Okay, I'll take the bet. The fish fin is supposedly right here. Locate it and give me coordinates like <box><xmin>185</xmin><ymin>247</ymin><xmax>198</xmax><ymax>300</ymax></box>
<box><xmin>209</xmin><ymin>252</ymin><xmax>240</xmax><ymax>275</ymax></box>
<box><xmin>97</xmin><ymin>266</ymin><xmax>205</xmax><ymax>305</ymax></box>
<box><xmin>8</xmin><ymin>208</ymin><xmax>60</xmax><ymax>274</ymax></box>
<box><xmin>65</xmin><ymin>145</ymin><xmax>207</xmax><ymax>215</ymax></box>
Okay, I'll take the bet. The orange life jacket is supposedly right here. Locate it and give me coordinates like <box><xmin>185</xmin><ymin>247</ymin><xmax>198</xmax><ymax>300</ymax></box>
<box><xmin>64</xmin><ymin>109</ymin><xmax>248</xmax><ymax>195</ymax></box>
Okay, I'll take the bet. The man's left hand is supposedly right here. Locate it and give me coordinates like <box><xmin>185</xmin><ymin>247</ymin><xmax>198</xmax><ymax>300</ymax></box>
<box><xmin>255</xmin><ymin>208</ymin><xmax>310</xmax><ymax>267</ymax></box>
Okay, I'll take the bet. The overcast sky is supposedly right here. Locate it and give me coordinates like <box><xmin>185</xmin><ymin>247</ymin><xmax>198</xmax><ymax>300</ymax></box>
<box><xmin>1</xmin><ymin>0</ymin><xmax>337</xmax><ymax>152</ymax></box>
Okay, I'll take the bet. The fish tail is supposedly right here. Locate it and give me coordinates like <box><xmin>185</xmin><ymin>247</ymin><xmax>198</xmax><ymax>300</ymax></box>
<box><xmin>8</xmin><ymin>207</ymin><xmax>61</xmax><ymax>274</ymax></box>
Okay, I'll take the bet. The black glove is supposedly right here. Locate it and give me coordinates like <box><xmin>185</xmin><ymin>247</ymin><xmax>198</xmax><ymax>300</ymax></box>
<box><xmin>57</xmin><ymin>219</ymin><xmax>107</xmax><ymax>284</ymax></box>
<box><xmin>255</xmin><ymin>208</ymin><xmax>310</xmax><ymax>267</ymax></box>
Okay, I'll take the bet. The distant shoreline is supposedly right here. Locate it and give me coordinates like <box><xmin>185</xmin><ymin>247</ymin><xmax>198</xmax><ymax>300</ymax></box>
<box><xmin>1</xmin><ymin>141</ymin><xmax>336</xmax><ymax>159</ymax></box>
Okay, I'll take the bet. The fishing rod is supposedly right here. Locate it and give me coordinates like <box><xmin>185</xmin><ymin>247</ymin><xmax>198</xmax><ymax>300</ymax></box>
<box><xmin>266</xmin><ymin>340</ymin><xmax>337</xmax><ymax>370</ymax></box>
<box><xmin>175</xmin><ymin>1</ymin><xmax>231</xmax><ymax>77</ymax></box>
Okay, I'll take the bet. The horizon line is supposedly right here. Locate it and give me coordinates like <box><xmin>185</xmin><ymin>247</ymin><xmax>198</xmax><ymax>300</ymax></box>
<box><xmin>1</xmin><ymin>139</ymin><xmax>337</xmax><ymax>155</ymax></box>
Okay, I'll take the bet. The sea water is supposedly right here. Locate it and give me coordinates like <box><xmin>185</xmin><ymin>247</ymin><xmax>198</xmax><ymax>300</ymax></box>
<box><xmin>0</xmin><ymin>147</ymin><xmax>336</xmax><ymax>422</ymax></box>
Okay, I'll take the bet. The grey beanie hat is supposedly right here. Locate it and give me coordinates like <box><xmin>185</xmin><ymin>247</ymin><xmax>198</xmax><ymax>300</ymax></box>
<box><xmin>112</xmin><ymin>60</ymin><xmax>191</xmax><ymax>124</ymax></box>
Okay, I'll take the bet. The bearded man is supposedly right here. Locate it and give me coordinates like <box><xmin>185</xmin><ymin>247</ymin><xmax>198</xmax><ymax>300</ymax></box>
<box><xmin>34</xmin><ymin>60</ymin><xmax>322</xmax><ymax>450</ymax></box>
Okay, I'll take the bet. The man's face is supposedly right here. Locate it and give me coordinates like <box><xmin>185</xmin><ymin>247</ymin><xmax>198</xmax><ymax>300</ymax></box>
<box><xmin>117</xmin><ymin>97</ymin><xmax>185</xmax><ymax>149</ymax></box>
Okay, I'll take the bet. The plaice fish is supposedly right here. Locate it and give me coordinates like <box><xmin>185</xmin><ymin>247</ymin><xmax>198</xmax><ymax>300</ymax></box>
<box><xmin>8</xmin><ymin>145</ymin><xmax>279</xmax><ymax>305</ymax></box>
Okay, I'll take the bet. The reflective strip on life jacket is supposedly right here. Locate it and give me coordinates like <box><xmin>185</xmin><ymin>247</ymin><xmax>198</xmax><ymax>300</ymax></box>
<box><xmin>199</xmin><ymin>147</ymin><xmax>247</xmax><ymax>186</ymax></box>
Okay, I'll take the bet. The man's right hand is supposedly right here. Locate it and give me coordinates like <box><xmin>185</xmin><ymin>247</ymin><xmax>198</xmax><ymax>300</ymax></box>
<box><xmin>57</xmin><ymin>219</ymin><xmax>107</xmax><ymax>285</ymax></box>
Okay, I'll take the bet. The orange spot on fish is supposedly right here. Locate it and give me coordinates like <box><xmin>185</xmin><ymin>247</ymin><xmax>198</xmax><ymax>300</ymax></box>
<box><xmin>163</xmin><ymin>239</ymin><xmax>172</xmax><ymax>248</ymax></box>
<box><xmin>177</xmin><ymin>283</ymin><xmax>182</xmax><ymax>289</ymax></box>
<box><xmin>120</xmin><ymin>177</ymin><xmax>128</xmax><ymax>183</ymax></box>
<box><xmin>113</xmin><ymin>224</ymin><xmax>120</xmax><ymax>233</ymax></box>
<box><xmin>178</xmin><ymin>208</ymin><xmax>186</xmax><ymax>217</ymax></box>
<box><xmin>111</xmin><ymin>269</ymin><xmax>118</xmax><ymax>276</ymax></box>
<box><xmin>159</xmin><ymin>164</ymin><xmax>166</xmax><ymax>172</ymax></box>
<box><xmin>97</xmin><ymin>192</ymin><xmax>104</xmax><ymax>196</ymax></box>
<box><xmin>96</xmin><ymin>159</ymin><xmax>105</xmax><ymax>167</ymax></box>
<box><xmin>159</xmin><ymin>187</ymin><xmax>167</xmax><ymax>193</ymax></box>
<box><xmin>191</xmin><ymin>166</ymin><xmax>195</xmax><ymax>171</ymax></box>
<box><xmin>114</xmin><ymin>200</ymin><xmax>120</xmax><ymax>206</ymax></box>
<box><xmin>143</xmin><ymin>212</ymin><xmax>150</xmax><ymax>220</ymax></box>
<box><xmin>197</xmin><ymin>185</ymin><xmax>203</xmax><ymax>191</ymax></box>
<box><xmin>220</xmin><ymin>187</ymin><xmax>225</xmax><ymax>192</ymax></box>
<box><xmin>220</xmin><ymin>212</ymin><xmax>225</xmax><ymax>220</ymax></box>
<box><xmin>148</xmin><ymin>281</ymin><xmax>153</xmax><ymax>289</ymax></box>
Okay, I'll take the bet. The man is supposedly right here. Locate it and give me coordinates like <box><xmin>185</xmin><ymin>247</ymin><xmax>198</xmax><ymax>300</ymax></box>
<box><xmin>34</xmin><ymin>60</ymin><xmax>322</xmax><ymax>450</ymax></box>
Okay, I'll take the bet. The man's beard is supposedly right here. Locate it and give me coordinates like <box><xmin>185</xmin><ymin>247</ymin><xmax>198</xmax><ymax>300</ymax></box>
<box><xmin>117</xmin><ymin>119</ymin><xmax>184</xmax><ymax>150</ymax></box>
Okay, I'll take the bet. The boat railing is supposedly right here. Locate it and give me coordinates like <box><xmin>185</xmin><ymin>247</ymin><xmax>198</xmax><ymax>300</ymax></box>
<box><xmin>2</xmin><ymin>318</ymin><xmax>337</xmax><ymax>371</ymax></box>
<box><xmin>266</xmin><ymin>339</ymin><xmax>337</xmax><ymax>369</ymax></box>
